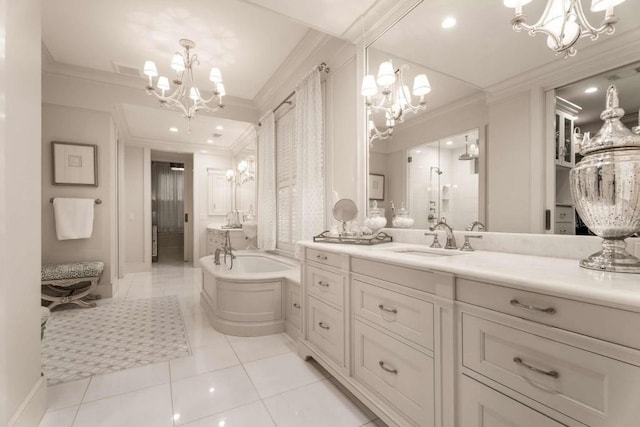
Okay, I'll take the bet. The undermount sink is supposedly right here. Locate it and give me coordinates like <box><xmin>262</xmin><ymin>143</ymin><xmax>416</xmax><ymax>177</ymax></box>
<box><xmin>376</xmin><ymin>246</ymin><xmax>467</xmax><ymax>257</ymax></box>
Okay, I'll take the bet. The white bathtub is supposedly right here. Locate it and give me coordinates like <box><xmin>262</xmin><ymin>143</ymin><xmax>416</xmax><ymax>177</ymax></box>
<box><xmin>199</xmin><ymin>252</ymin><xmax>300</xmax><ymax>336</ymax></box>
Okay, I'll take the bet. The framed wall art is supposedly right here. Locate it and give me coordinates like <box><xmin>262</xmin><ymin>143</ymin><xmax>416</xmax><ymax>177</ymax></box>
<box><xmin>368</xmin><ymin>173</ymin><xmax>385</xmax><ymax>201</ymax></box>
<box><xmin>52</xmin><ymin>141</ymin><xmax>98</xmax><ymax>186</ymax></box>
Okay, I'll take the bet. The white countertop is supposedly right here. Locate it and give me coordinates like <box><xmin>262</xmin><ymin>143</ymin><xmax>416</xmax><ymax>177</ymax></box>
<box><xmin>298</xmin><ymin>241</ymin><xmax>640</xmax><ymax>313</ymax></box>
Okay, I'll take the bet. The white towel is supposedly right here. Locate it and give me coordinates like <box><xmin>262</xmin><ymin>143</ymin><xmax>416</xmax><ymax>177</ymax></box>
<box><xmin>53</xmin><ymin>198</ymin><xmax>95</xmax><ymax>240</ymax></box>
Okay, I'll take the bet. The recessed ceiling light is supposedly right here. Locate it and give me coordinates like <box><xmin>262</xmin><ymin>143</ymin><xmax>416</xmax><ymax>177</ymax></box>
<box><xmin>200</xmin><ymin>150</ymin><xmax>208</xmax><ymax>154</ymax></box>
<box><xmin>441</xmin><ymin>16</ymin><xmax>456</xmax><ymax>29</ymax></box>
<box><xmin>446</xmin><ymin>140</ymin><xmax>453</xmax><ymax>145</ymax></box>
<box><xmin>216</xmin><ymin>125</ymin><xmax>224</xmax><ymax>130</ymax></box>
<box><xmin>415</xmin><ymin>150</ymin><xmax>422</xmax><ymax>153</ymax></box>
<box><xmin>585</xmin><ymin>87</ymin><xmax>598</xmax><ymax>94</ymax></box>
<box><xmin>169</xmin><ymin>127</ymin><xmax>178</xmax><ymax>132</ymax></box>
<box><xmin>207</xmin><ymin>139</ymin><xmax>214</xmax><ymax>144</ymax></box>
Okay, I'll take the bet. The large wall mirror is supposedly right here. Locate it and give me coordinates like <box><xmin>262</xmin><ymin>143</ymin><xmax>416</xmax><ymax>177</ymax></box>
<box><xmin>365</xmin><ymin>3</ymin><xmax>485</xmax><ymax>231</ymax></box>
<box><xmin>551</xmin><ymin>60</ymin><xmax>640</xmax><ymax>235</ymax></box>
<box><xmin>365</xmin><ymin>0</ymin><xmax>640</xmax><ymax>234</ymax></box>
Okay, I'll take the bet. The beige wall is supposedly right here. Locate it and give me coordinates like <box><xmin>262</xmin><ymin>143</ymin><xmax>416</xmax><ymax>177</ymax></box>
<box><xmin>487</xmin><ymin>92</ymin><xmax>532</xmax><ymax>233</ymax></box>
<box><xmin>41</xmin><ymin>104</ymin><xmax>116</xmax><ymax>297</ymax></box>
<box><xmin>124</xmin><ymin>146</ymin><xmax>147</xmax><ymax>269</ymax></box>
<box><xmin>1</xmin><ymin>0</ymin><xmax>47</xmax><ymax>425</ymax></box>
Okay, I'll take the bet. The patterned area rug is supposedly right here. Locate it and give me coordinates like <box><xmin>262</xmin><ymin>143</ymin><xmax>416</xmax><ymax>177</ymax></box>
<box><xmin>42</xmin><ymin>296</ymin><xmax>191</xmax><ymax>385</ymax></box>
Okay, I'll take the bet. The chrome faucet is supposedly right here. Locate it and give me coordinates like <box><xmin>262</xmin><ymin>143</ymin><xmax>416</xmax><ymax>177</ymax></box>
<box><xmin>429</xmin><ymin>220</ymin><xmax>457</xmax><ymax>249</ymax></box>
<box><xmin>214</xmin><ymin>248</ymin><xmax>222</xmax><ymax>265</ymax></box>
<box><xmin>222</xmin><ymin>230</ymin><xmax>236</xmax><ymax>269</ymax></box>
<box><xmin>466</xmin><ymin>221</ymin><xmax>486</xmax><ymax>231</ymax></box>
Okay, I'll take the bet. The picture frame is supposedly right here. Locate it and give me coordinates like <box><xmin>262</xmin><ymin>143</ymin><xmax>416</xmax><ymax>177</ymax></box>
<box><xmin>368</xmin><ymin>173</ymin><xmax>385</xmax><ymax>201</ymax></box>
<box><xmin>52</xmin><ymin>141</ymin><xmax>98</xmax><ymax>186</ymax></box>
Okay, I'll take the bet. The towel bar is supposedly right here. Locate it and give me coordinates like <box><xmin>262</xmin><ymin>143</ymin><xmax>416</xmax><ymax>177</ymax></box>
<box><xmin>49</xmin><ymin>198</ymin><xmax>102</xmax><ymax>204</ymax></box>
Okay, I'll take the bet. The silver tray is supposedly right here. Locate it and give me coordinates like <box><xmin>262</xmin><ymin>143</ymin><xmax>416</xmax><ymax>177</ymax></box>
<box><xmin>313</xmin><ymin>231</ymin><xmax>392</xmax><ymax>245</ymax></box>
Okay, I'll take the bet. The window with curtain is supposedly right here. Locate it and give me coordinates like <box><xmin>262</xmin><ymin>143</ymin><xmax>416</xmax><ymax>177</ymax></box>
<box><xmin>152</xmin><ymin>162</ymin><xmax>184</xmax><ymax>233</ymax></box>
<box><xmin>276</xmin><ymin>107</ymin><xmax>297</xmax><ymax>252</ymax></box>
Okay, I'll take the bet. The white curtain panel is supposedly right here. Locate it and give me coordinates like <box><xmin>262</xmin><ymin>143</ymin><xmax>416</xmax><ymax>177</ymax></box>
<box><xmin>257</xmin><ymin>111</ymin><xmax>277</xmax><ymax>250</ymax></box>
<box><xmin>152</xmin><ymin>162</ymin><xmax>184</xmax><ymax>233</ymax></box>
<box><xmin>295</xmin><ymin>69</ymin><xmax>325</xmax><ymax>250</ymax></box>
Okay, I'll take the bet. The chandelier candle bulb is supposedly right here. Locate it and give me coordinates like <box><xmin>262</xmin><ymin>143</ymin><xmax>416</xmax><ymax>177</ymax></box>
<box><xmin>171</xmin><ymin>53</ymin><xmax>185</xmax><ymax>72</ymax></box>
<box><xmin>591</xmin><ymin>0</ymin><xmax>625</xmax><ymax>12</ymax></box>
<box><xmin>377</xmin><ymin>61</ymin><xmax>396</xmax><ymax>87</ymax></box>
<box><xmin>209</xmin><ymin>67</ymin><xmax>222</xmax><ymax>83</ymax></box>
<box><xmin>361</xmin><ymin>75</ymin><xmax>378</xmax><ymax>97</ymax></box>
<box><xmin>217</xmin><ymin>83</ymin><xmax>226</xmax><ymax>97</ymax></box>
<box><xmin>412</xmin><ymin>74</ymin><xmax>431</xmax><ymax>96</ymax></box>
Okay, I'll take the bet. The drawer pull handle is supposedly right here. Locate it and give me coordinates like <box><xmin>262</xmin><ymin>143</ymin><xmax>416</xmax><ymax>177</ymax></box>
<box><xmin>316</xmin><ymin>254</ymin><xmax>328</xmax><ymax>260</ymax></box>
<box><xmin>378</xmin><ymin>304</ymin><xmax>398</xmax><ymax>314</ymax></box>
<box><xmin>510</xmin><ymin>299</ymin><xmax>556</xmax><ymax>314</ymax></box>
<box><xmin>293</xmin><ymin>303</ymin><xmax>301</xmax><ymax>309</ymax></box>
<box><xmin>318</xmin><ymin>281</ymin><xmax>330</xmax><ymax>287</ymax></box>
<box><xmin>513</xmin><ymin>357</ymin><xmax>559</xmax><ymax>379</ymax></box>
<box><xmin>378</xmin><ymin>361</ymin><xmax>398</xmax><ymax>375</ymax></box>
<box><xmin>318</xmin><ymin>321</ymin><xmax>330</xmax><ymax>330</ymax></box>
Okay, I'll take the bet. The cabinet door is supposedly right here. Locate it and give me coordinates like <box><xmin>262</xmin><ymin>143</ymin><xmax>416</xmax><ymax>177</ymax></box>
<box><xmin>460</xmin><ymin>376</ymin><xmax>568</xmax><ymax>427</ymax></box>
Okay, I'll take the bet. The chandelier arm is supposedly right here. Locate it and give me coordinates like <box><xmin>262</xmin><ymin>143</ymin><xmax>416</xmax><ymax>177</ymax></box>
<box><xmin>571</xmin><ymin>0</ymin><xmax>617</xmax><ymax>38</ymax></box>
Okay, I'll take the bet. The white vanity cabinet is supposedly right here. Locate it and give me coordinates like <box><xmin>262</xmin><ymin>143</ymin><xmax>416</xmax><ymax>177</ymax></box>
<box><xmin>299</xmin><ymin>247</ymin><xmax>455</xmax><ymax>427</ymax></box>
<box><xmin>284</xmin><ymin>279</ymin><xmax>302</xmax><ymax>340</ymax></box>
<box><xmin>457</xmin><ymin>278</ymin><xmax>640</xmax><ymax>427</ymax></box>
<box><xmin>302</xmin><ymin>248</ymin><xmax>349</xmax><ymax>373</ymax></box>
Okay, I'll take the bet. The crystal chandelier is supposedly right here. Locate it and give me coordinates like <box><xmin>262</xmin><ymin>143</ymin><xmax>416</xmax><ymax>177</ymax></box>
<box><xmin>504</xmin><ymin>0</ymin><xmax>627</xmax><ymax>57</ymax></box>
<box><xmin>143</xmin><ymin>39</ymin><xmax>225</xmax><ymax>132</ymax></box>
<box><xmin>361</xmin><ymin>60</ymin><xmax>431</xmax><ymax>143</ymax></box>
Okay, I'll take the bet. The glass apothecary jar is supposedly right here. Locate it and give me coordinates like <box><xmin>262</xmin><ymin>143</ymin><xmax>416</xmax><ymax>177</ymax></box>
<box><xmin>392</xmin><ymin>202</ymin><xmax>414</xmax><ymax>228</ymax></box>
<box><xmin>364</xmin><ymin>201</ymin><xmax>387</xmax><ymax>234</ymax></box>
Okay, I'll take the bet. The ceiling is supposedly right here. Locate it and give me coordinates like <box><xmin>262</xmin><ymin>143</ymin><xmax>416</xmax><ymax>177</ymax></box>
<box><xmin>42</xmin><ymin>0</ymin><xmax>640</xmax><ymax>150</ymax></box>
<box><xmin>371</xmin><ymin>0</ymin><xmax>640</xmax><ymax>89</ymax></box>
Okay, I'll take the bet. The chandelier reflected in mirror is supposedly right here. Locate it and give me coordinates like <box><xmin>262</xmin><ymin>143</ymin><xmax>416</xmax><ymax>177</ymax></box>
<box><xmin>361</xmin><ymin>60</ymin><xmax>431</xmax><ymax>143</ymax></box>
<box><xmin>226</xmin><ymin>159</ymin><xmax>255</xmax><ymax>185</ymax></box>
<box><xmin>143</xmin><ymin>39</ymin><xmax>225</xmax><ymax>132</ymax></box>
<box><xmin>504</xmin><ymin>0</ymin><xmax>627</xmax><ymax>57</ymax></box>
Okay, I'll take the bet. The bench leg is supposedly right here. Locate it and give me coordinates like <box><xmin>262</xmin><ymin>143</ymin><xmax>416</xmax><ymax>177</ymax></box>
<box><xmin>42</xmin><ymin>277</ymin><xmax>100</xmax><ymax>310</ymax></box>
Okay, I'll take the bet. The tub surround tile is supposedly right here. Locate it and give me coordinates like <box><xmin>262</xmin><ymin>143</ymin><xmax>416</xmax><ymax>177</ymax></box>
<box><xmin>243</xmin><ymin>352</ymin><xmax>327</xmax><ymax>398</ymax></box>
<box><xmin>181</xmin><ymin>401</ymin><xmax>276</xmax><ymax>427</ymax></box>
<box><xmin>262</xmin><ymin>379</ymin><xmax>375</xmax><ymax>427</ymax></box>
<box><xmin>171</xmin><ymin>365</ymin><xmax>260</xmax><ymax>425</ymax></box>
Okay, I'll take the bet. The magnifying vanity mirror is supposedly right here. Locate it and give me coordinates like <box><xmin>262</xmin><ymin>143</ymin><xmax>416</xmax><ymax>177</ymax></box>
<box><xmin>333</xmin><ymin>198</ymin><xmax>358</xmax><ymax>233</ymax></box>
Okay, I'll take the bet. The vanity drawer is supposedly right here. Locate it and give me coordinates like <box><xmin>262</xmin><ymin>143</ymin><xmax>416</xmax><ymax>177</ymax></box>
<box><xmin>459</xmin><ymin>375</ymin><xmax>570</xmax><ymax>427</ymax></box>
<box><xmin>555</xmin><ymin>206</ymin><xmax>574</xmax><ymax>222</ymax></box>
<box><xmin>307</xmin><ymin>296</ymin><xmax>344</xmax><ymax>366</ymax></box>
<box><xmin>286</xmin><ymin>283</ymin><xmax>301</xmax><ymax>329</ymax></box>
<box><xmin>457</xmin><ymin>278</ymin><xmax>640</xmax><ymax>350</ymax></box>
<box><xmin>554</xmin><ymin>222</ymin><xmax>574</xmax><ymax>235</ymax></box>
<box><xmin>306</xmin><ymin>248</ymin><xmax>343</xmax><ymax>269</ymax></box>
<box><xmin>306</xmin><ymin>264</ymin><xmax>344</xmax><ymax>308</ymax></box>
<box><xmin>462</xmin><ymin>313</ymin><xmax>640</xmax><ymax>426</ymax></box>
<box><xmin>354</xmin><ymin>319</ymin><xmax>434</xmax><ymax>427</ymax></box>
<box><xmin>352</xmin><ymin>257</ymin><xmax>454</xmax><ymax>295</ymax></box>
<box><xmin>352</xmin><ymin>278</ymin><xmax>433</xmax><ymax>350</ymax></box>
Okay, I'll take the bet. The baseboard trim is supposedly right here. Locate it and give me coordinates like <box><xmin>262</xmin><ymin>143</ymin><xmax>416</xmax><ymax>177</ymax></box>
<box><xmin>8</xmin><ymin>376</ymin><xmax>47</xmax><ymax>427</ymax></box>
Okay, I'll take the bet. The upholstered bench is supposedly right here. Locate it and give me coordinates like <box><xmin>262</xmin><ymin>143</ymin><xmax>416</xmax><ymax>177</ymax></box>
<box><xmin>41</xmin><ymin>261</ymin><xmax>104</xmax><ymax>310</ymax></box>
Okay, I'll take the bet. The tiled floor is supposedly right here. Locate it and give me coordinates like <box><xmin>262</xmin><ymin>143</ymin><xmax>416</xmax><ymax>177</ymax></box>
<box><xmin>40</xmin><ymin>256</ymin><xmax>385</xmax><ymax>427</ymax></box>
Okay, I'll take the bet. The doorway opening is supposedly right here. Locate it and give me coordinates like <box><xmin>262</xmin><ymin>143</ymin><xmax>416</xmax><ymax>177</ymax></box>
<box><xmin>151</xmin><ymin>152</ymin><xmax>193</xmax><ymax>265</ymax></box>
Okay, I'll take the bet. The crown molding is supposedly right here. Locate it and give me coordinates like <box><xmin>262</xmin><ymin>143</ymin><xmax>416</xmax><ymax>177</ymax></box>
<box><xmin>342</xmin><ymin>0</ymin><xmax>422</xmax><ymax>46</ymax></box>
<box><xmin>229</xmin><ymin>125</ymin><xmax>257</xmax><ymax>156</ymax></box>
<box><xmin>124</xmin><ymin>136</ymin><xmax>232</xmax><ymax>156</ymax></box>
<box><xmin>486</xmin><ymin>27</ymin><xmax>640</xmax><ymax>105</ymax></box>
<box><xmin>253</xmin><ymin>29</ymin><xmax>336</xmax><ymax>113</ymax></box>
